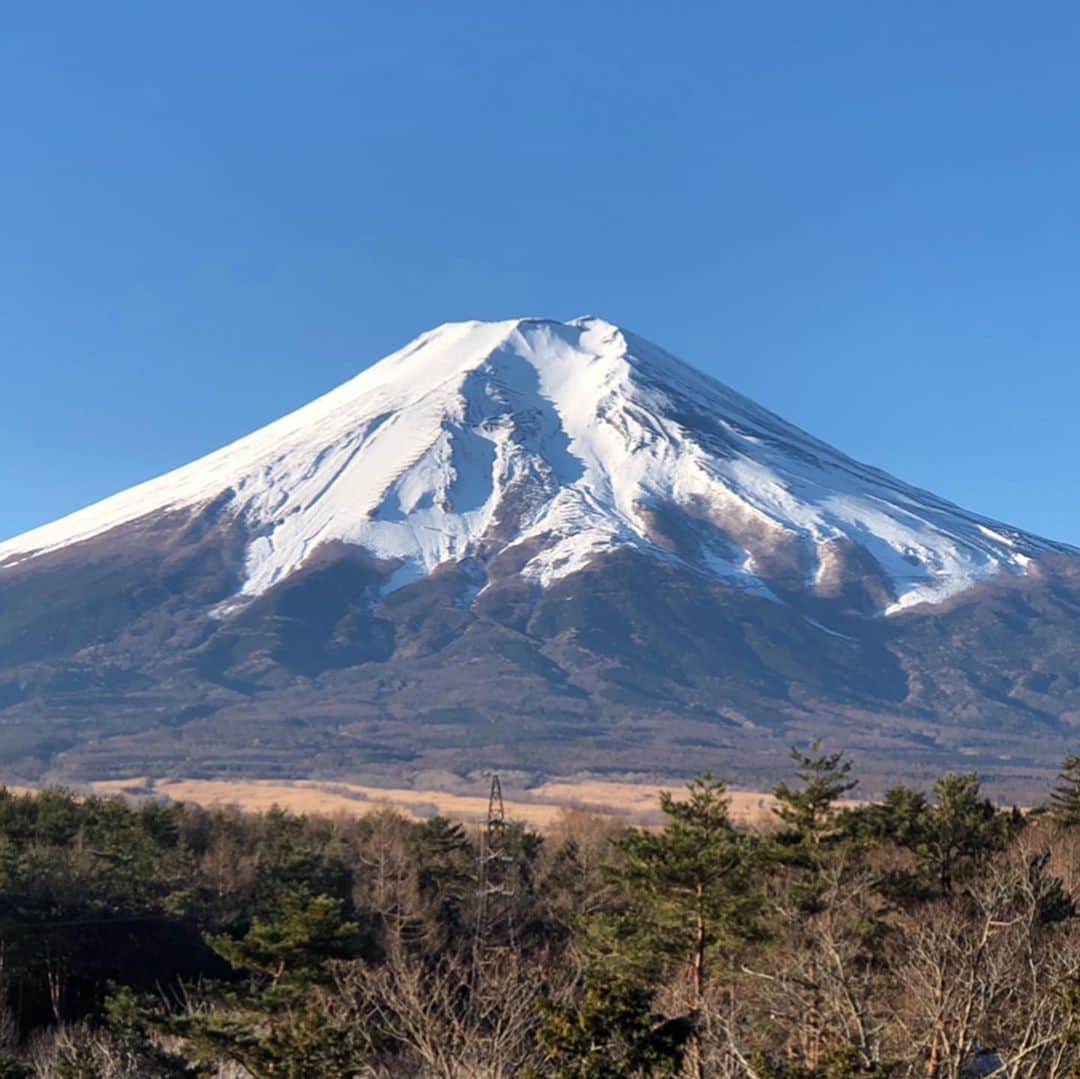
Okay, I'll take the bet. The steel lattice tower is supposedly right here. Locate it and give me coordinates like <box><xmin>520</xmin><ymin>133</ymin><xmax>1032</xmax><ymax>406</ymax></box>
<box><xmin>473</xmin><ymin>773</ymin><xmax>517</xmax><ymax>963</ymax></box>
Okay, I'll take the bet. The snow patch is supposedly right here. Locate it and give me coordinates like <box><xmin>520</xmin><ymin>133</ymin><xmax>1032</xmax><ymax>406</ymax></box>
<box><xmin>1</xmin><ymin>315</ymin><xmax>1071</xmax><ymax>617</ymax></box>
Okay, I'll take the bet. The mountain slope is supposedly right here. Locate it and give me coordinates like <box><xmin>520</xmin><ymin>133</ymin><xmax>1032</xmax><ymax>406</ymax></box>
<box><xmin>0</xmin><ymin>317</ymin><xmax>1076</xmax><ymax>797</ymax></box>
<box><xmin>2</xmin><ymin>317</ymin><xmax>1069</xmax><ymax>613</ymax></box>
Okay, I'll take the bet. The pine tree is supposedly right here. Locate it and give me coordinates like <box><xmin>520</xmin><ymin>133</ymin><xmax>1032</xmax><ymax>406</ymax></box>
<box><xmin>607</xmin><ymin>774</ymin><xmax>757</xmax><ymax>1079</ymax></box>
<box><xmin>163</xmin><ymin>893</ymin><xmax>362</xmax><ymax>1076</ymax></box>
<box><xmin>413</xmin><ymin>815</ymin><xmax>473</xmax><ymax>947</ymax></box>
<box><xmin>771</xmin><ymin>744</ymin><xmax>873</xmax><ymax>1071</ymax></box>
<box><xmin>1050</xmin><ymin>754</ymin><xmax>1080</xmax><ymax>827</ymax></box>
<box><xmin>208</xmin><ymin>890</ymin><xmax>358</xmax><ymax>992</ymax></box>
<box><xmin>536</xmin><ymin>975</ymin><xmax>689</xmax><ymax>1078</ymax></box>
<box><xmin>919</xmin><ymin>772</ymin><xmax>1010</xmax><ymax>896</ymax></box>
<box><xmin>877</xmin><ymin>784</ymin><xmax>931</xmax><ymax>848</ymax></box>
<box><xmin>773</xmin><ymin>740</ymin><xmax>858</xmax><ymax>847</ymax></box>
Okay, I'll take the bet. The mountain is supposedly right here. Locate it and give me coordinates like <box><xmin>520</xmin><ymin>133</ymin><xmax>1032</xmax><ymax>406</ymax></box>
<box><xmin>1</xmin><ymin>317</ymin><xmax>1077</xmax><ymax>797</ymax></box>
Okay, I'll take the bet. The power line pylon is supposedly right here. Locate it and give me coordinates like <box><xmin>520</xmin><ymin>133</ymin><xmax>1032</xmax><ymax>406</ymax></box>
<box><xmin>473</xmin><ymin>774</ymin><xmax>518</xmax><ymax>970</ymax></box>
<box><xmin>468</xmin><ymin>773</ymin><xmax>522</xmax><ymax>1070</ymax></box>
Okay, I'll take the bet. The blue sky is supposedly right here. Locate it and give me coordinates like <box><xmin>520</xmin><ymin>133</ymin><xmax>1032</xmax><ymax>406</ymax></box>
<box><xmin>2</xmin><ymin>2</ymin><xmax>1078</xmax><ymax>545</ymax></box>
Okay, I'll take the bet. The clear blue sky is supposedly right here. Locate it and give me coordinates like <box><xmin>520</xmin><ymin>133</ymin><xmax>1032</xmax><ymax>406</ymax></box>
<box><xmin>3</xmin><ymin>2</ymin><xmax>1078</xmax><ymax>545</ymax></box>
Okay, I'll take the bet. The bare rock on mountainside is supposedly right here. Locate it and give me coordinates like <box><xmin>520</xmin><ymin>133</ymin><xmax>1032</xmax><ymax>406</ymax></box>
<box><xmin>0</xmin><ymin>317</ymin><xmax>1076</xmax><ymax>798</ymax></box>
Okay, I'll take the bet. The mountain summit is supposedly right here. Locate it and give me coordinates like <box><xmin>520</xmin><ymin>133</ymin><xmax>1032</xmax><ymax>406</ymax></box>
<box><xmin>1</xmin><ymin>317</ymin><xmax>1069</xmax><ymax>616</ymax></box>
<box><xmin>1</xmin><ymin>318</ymin><xmax>1077</xmax><ymax>796</ymax></box>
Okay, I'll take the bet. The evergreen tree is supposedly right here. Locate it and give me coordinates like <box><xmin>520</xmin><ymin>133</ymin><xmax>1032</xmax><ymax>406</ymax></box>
<box><xmin>208</xmin><ymin>890</ymin><xmax>358</xmax><ymax>993</ymax></box>
<box><xmin>608</xmin><ymin>774</ymin><xmax>757</xmax><ymax>1079</ymax></box>
<box><xmin>773</xmin><ymin>741</ymin><xmax>858</xmax><ymax>847</ymax></box>
<box><xmin>918</xmin><ymin>772</ymin><xmax>1010</xmax><ymax>896</ymax></box>
<box><xmin>161</xmin><ymin>894</ymin><xmax>363</xmax><ymax>1076</ymax></box>
<box><xmin>1050</xmin><ymin>754</ymin><xmax>1080</xmax><ymax>827</ymax></box>
<box><xmin>770</xmin><ymin>747</ymin><xmax>886</xmax><ymax>1070</ymax></box>
<box><xmin>536</xmin><ymin>975</ymin><xmax>690</xmax><ymax>1078</ymax></box>
<box><xmin>842</xmin><ymin>785</ymin><xmax>935</xmax><ymax>905</ymax></box>
<box><xmin>412</xmin><ymin>815</ymin><xmax>473</xmax><ymax>947</ymax></box>
<box><xmin>848</xmin><ymin>784</ymin><xmax>931</xmax><ymax>849</ymax></box>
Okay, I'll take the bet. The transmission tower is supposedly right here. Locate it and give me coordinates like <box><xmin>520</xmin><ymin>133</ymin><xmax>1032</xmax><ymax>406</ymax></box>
<box><xmin>473</xmin><ymin>773</ymin><xmax>518</xmax><ymax>962</ymax></box>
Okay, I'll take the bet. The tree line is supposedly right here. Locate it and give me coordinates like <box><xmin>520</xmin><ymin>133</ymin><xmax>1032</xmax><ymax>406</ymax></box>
<box><xmin>3</xmin><ymin>750</ymin><xmax>1080</xmax><ymax>1076</ymax></box>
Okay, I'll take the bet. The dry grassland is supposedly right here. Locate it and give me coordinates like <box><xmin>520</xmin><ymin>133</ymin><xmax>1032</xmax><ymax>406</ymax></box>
<box><xmin>88</xmin><ymin>776</ymin><xmax>786</xmax><ymax>829</ymax></box>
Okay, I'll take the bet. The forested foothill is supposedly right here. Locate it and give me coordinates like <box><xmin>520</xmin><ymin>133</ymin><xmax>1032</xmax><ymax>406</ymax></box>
<box><xmin>3</xmin><ymin>749</ymin><xmax>1080</xmax><ymax>1075</ymax></box>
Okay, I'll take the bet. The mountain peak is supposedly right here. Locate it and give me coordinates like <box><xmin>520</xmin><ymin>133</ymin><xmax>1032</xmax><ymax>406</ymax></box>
<box><xmin>1</xmin><ymin>318</ymin><xmax>1070</xmax><ymax>615</ymax></box>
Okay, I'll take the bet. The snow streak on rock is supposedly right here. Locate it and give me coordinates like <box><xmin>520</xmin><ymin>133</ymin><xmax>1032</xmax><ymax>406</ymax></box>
<box><xmin>1</xmin><ymin>317</ymin><xmax>1071</xmax><ymax>615</ymax></box>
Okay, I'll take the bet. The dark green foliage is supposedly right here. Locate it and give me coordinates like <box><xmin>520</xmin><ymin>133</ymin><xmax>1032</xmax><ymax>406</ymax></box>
<box><xmin>846</xmin><ymin>785</ymin><xmax>930</xmax><ymax>848</ymax></box>
<box><xmin>0</xmin><ymin>763</ymin><xmax>1073</xmax><ymax>1075</ymax></box>
<box><xmin>152</xmin><ymin>988</ymin><xmax>365</xmax><ymax>1079</ymax></box>
<box><xmin>844</xmin><ymin>772</ymin><xmax>1016</xmax><ymax>900</ymax></box>
<box><xmin>919</xmin><ymin>772</ymin><xmax>1012</xmax><ymax>895</ymax></box>
<box><xmin>772</xmin><ymin>744</ymin><xmax>862</xmax><ymax>919</ymax></box>
<box><xmin>1051</xmin><ymin>754</ymin><xmax>1080</xmax><ymax>827</ymax></box>
<box><xmin>536</xmin><ymin>975</ymin><xmax>689</xmax><ymax>1078</ymax></box>
<box><xmin>1026</xmin><ymin>850</ymin><xmax>1077</xmax><ymax>927</ymax></box>
<box><xmin>773</xmin><ymin>741</ymin><xmax>858</xmax><ymax>846</ymax></box>
<box><xmin>208</xmin><ymin>890</ymin><xmax>359</xmax><ymax>992</ymax></box>
<box><xmin>609</xmin><ymin>775</ymin><xmax>757</xmax><ymax>983</ymax></box>
<box><xmin>411</xmin><ymin>815</ymin><xmax>473</xmax><ymax>947</ymax></box>
<box><xmin>603</xmin><ymin>775</ymin><xmax>757</xmax><ymax>1078</ymax></box>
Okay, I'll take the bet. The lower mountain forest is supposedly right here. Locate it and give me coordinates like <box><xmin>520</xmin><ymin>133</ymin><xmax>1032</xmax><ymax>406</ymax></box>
<box><xmin>3</xmin><ymin>750</ymin><xmax>1080</xmax><ymax>1076</ymax></box>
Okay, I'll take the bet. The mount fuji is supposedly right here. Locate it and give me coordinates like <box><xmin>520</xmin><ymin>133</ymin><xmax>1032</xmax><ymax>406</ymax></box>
<box><xmin>1</xmin><ymin>318</ymin><xmax>1077</xmax><ymax>795</ymax></box>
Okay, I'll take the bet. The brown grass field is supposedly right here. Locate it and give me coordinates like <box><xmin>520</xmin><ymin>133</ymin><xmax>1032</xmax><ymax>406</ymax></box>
<box><xmin>87</xmin><ymin>776</ymin><xmax>787</xmax><ymax>829</ymax></box>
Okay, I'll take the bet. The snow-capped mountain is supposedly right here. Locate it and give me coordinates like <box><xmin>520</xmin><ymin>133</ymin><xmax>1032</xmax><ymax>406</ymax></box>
<box><xmin>0</xmin><ymin>317</ymin><xmax>1069</xmax><ymax>616</ymax></box>
<box><xmin>0</xmin><ymin>317</ymin><xmax>1077</xmax><ymax>796</ymax></box>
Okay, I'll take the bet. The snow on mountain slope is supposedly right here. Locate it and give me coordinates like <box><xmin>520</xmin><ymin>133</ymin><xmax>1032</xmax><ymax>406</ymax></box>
<box><xmin>0</xmin><ymin>317</ymin><xmax>1071</xmax><ymax>615</ymax></box>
